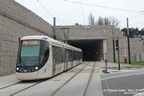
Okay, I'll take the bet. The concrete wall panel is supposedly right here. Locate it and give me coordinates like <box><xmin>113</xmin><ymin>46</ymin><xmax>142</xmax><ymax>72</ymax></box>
<box><xmin>0</xmin><ymin>0</ymin><xmax>53</xmax><ymax>76</ymax></box>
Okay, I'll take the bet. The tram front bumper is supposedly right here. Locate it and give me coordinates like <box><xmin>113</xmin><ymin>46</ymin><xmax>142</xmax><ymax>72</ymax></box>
<box><xmin>16</xmin><ymin>72</ymin><xmax>38</xmax><ymax>80</ymax></box>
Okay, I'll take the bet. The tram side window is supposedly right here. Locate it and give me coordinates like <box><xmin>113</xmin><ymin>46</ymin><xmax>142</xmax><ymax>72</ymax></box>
<box><xmin>77</xmin><ymin>52</ymin><xmax>79</xmax><ymax>60</ymax></box>
<box><xmin>73</xmin><ymin>51</ymin><xmax>74</xmax><ymax>60</ymax></box>
<box><xmin>40</xmin><ymin>41</ymin><xmax>49</xmax><ymax>65</ymax></box>
<box><xmin>78</xmin><ymin>52</ymin><xmax>80</xmax><ymax>60</ymax></box>
<box><xmin>73</xmin><ymin>51</ymin><xmax>75</xmax><ymax>60</ymax></box>
<box><xmin>73</xmin><ymin>51</ymin><xmax>77</xmax><ymax>60</ymax></box>
<box><xmin>52</xmin><ymin>46</ymin><xmax>63</xmax><ymax>64</ymax></box>
<box><xmin>79</xmin><ymin>52</ymin><xmax>81</xmax><ymax>59</ymax></box>
<box><xmin>76</xmin><ymin>51</ymin><xmax>78</xmax><ymax>60</ymax></box>
<box><xmin>72</xmin><ymin>50</ymin><xmax>74</xmax><ymax>61</ymax></box>
<box><xmin>65</xmin><ymin>49</ymin><xmax>69</xmax><ymax>62</ymax></box>
<box><xmin>80</xmin><ymin>52</ymin><xmax>82</xmax><ymax>59</ymax></box>
<box><xmin>68</xmin><ymin>50</ymin><xmax>72</xmax><ymax>61</ymax></box>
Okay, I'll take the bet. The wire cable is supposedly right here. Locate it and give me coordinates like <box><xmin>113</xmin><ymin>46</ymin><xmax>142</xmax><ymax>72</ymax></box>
<box><xmin>37</xmin><ymin>0</ymin><xmax>77</xmax><ymax>25</ymax></box>
<box><xmin>65</xmin><ymin>0</ymin><xmax>140</xmax><ymax>13</ymax></box>
<box><xmin>57</xmin><ymin>18</ymin><xmax>74</xmax><ymax>24</ymax></box>
<box><xmin>37</xmin><ymin>0</ymin><xmax>54</xmax><ymax>17</ymax></box>
<box><xmin>130</xmin><ymin>21</ymin><xmax>144</xmax><ymax>26</ymax></box>
<box><xmin>80</xmin><ymin>0</ymin><xmax>86</xmax><ymax>25</ymax></box>
<box><xmin>119</xmin><ymin>14</ymin><xmax>144</xmax><ymax>23</ymax></box>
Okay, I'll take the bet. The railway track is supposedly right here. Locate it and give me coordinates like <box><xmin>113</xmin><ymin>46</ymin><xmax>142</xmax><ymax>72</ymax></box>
<box><xmin>83</xmin><ymin>62</ymin><xmax>95</xmax><ymax>96</ymax></box>
<box><xmin>0</xmin><ymin>79</ymin><xmax>47</xmax><ymax>96</ymax></box>
<box><xmin>0</xmin><ymin>62</ymin><xmax>96</xmax><ymax>96</ymax></box>
<box><xmin>49</xmin><ymin>62</ymin><xmax>96</xmax><ymax>96</ymax></box>
<box><xmin>9</xmin><ymin>80</ymin><xmax>45</xmax><ymax>96</ymax></box>
<box><xmin>0</xmin><ymin>82</ymin><xmax>20</xmax><ymax>90</ymax></box>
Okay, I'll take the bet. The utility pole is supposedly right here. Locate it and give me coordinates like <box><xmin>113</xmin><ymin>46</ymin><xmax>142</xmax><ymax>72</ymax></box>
<box><xmin>124</xmin><ymin>32</ymin><xmax>127</xmax><ymax>57</ymax></box>
<box><xmin>112</xmin><ymin>26</ymin><xmax>116</xmax><ymax>62</ymax></box>
<box><xmin>116</xmin><ymin>39</ymin><xmax>120</xmax><ymax>70</ymax></box>
<box><xmin>53</xmin><ymin>17</ymin><xmax>56</xmax><ymax>40</ymax></box>
<box><xmin>127</xmin><ymin>18</ymin><xmax>131</xmax><ymax>64</ymax></box>
<box><xmin>61</xmin><ymin>28</ymin><xmax>70</xmax><ymax>43</ymax></box>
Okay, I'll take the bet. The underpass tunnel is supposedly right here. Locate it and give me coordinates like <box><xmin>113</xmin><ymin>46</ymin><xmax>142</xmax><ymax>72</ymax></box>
<box><xmin>67</xmin><ymin>39</ymin><xmax>105</xmax><ymax>61</ymax></box>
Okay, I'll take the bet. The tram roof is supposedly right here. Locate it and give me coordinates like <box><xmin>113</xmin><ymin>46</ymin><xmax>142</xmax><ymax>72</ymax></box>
<box><xmin>21</xmin><ymin>35</ymin><xmax>82</xmax><ymax>52</ymax></box>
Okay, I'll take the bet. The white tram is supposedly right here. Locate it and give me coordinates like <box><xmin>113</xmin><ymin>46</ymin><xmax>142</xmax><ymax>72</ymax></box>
<box><xmin>16</xmin><ymin>35</ymin><xmax>83</xmax><ymax>80</ymax></box>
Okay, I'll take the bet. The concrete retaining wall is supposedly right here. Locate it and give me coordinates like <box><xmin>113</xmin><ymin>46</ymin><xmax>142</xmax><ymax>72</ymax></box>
<box><xmin>56</xmin><ymin>25</ymin><xmax>144</xmax><ymax>62</ymax></box>
<box><xmin>0</xmin><ymin>0</ymin><xmax>53</xmax><ymax>76</ymax></box>
<box><xmin>141</xmin><ymin>53</ymin><xmax>144</xmax><ymax>61</ymax></box>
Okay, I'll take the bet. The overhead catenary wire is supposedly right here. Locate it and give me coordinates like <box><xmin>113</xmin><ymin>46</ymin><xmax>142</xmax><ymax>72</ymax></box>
<box><xmin>56</xmin><ymin>18</ymin><xmax>75</xmax><ymax>24</ymax></box>
<box><xmin>130</xmin><ymin>21</ymin><xmax>144</xmax><ymax>26</ymax></box>
<box><xmin>119</xmin><ymin>14</ymin><xmax>144</xmax><ymax>23</ymax></box>
<box><xmin>38</xmin><ymin>0</ymin><xmax>144</xmax><ymax>27</ymax></box>
<box><xmin>65</xmin><ymin>0</ymin><xmax>140</xmax><ymax>13</ymax></box>
<box><xmin>129</xmin><ymin>14</ymin><xmax>144</xmax><ymax>26</ymax></box>
<box><xmin>37</xmin><ymin>0</ymin><xmax>77</xmax><ymax>25</ymax></box>
<box><xmin>130</xmin><ymin>13</ymin><xmax>144</xmax><ymax>19</ymax></box>
<box><xmin>37</xmin><ymin>0</ymin><xmax>54</xmax><ymax>17</ymax></box>
<box><xmin>119</xmin><ymin>14</ymin><xmax>144</xmax><ymax>28</ymax></box>
<box><xmin>65</xmin><ymin>0</ymin><xmax>144</xmax><ymax>28</ymax></box>
<box><xmin>80</xmin><ymin>0</ymin><xmax>86</xmax><ymax>25</ymax></box>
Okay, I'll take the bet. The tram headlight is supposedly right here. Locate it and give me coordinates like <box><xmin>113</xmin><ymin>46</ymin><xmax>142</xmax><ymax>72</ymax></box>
<box><xmin>16</xmin><ymin>67</ymin><xmax>19</xmax><ymax>71</ymax></box>
<box><xmin>35</xmin><ymin>67</ymin><xmax>38</xmax><ymax>70</ymax></box>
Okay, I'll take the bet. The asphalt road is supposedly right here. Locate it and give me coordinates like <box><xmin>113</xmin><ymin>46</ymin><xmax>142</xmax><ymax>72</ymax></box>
<box><xmin>101</xmin><ymin>70</ymin><xmax>144</xmax><ymax>96</ymax></box>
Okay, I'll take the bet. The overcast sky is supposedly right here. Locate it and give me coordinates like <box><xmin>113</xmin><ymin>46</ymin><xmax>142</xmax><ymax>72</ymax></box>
<box><xmin>15</xmin><ymin>0</ymin><xmax>144</xmax><ymax>29</ymax></box>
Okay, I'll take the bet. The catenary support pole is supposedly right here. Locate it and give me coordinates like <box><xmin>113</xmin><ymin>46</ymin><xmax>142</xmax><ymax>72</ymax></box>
<box><xmin>117</xmin><ymin>39</ymin><xmax>120</xmax><ymax>70</ymax></box>
<box><xmin>53</xmin><ymin>17</ymin><xmax>56</xmax><ymax>39</ymax></box>
<box><xmin>112</xmin><ymin>26</ymin><xmax>116</xmax><ymax>62</ymax></box>
<box><xmin>127</xmin><ymin>18</ymin><xmax>131</xmax><ymax>64</ymax></box>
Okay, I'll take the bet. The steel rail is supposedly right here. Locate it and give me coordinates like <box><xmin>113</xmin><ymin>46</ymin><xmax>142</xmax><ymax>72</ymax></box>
<box><xmin>10</xmin><ymin>80</ymin><xmax>44</xmax><ymax>96</ymax></box>
<box><xmin>0</xmin><ymin>82</ymin><xmax>21</xmax><ymax>90</ymax></box>
<box><xmin>9</xmin><ymin>62</ymin><xmax>87</xmax><ymax>96</ymax></box>
<box><xmin>49</xmin><ymin>62</ymin><xmax>90</xmax><ymax>96</ymax></box>
<box><xmin>83</xmin><ymin>62</ymin><xmax>95</xmax><ymax>96</ymax></box>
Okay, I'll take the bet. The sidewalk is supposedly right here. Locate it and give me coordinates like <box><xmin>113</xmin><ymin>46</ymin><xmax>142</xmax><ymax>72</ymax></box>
<box><xmin>97</xmin><ymin>61</ymin><xmax>144</xmax><ymax>73</ymax></box>
<box><xmin>98</xmin><ymin>61</ymin><xmax>144</xmax><ymax>96</ymax></box>
<box><xmin>0</xmin><ymin>61</ymin><xmax>144</xmax><ymax>96</ymax></box>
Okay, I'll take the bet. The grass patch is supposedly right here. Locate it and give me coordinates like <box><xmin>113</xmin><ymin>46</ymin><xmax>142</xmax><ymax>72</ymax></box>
<box><xmin>119</xmin><ymin>61</ymin><xmax>144</xmax><ymax>66</ymax></box>
<box><xmin>131</xmin><ymin>61</ymin><xmax>144</xmax><ymax>66</ymax></box>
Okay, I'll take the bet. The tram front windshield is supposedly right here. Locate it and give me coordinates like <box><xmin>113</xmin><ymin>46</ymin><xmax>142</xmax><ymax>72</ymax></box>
<box><xmin>17</xmin><ymin>40</ymin><xmax>49</xmax><ymax>67</ymax></box>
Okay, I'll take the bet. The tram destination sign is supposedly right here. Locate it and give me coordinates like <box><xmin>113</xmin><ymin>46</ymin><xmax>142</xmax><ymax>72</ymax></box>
<box><xmin>23</xmin><ymin>41</ymin><xmax>40</xmax><ymax>45</ymax></box>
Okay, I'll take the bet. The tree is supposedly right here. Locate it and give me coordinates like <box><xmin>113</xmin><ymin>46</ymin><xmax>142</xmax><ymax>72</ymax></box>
<box><xmin>96</xmin><ymin>16</ymin><xmax>104</xmax><ymax>25</ymax></box>
<box><xmin>88</xmin><ymin>13</ymin><xmax>95</xmax><ymax>25</ymax></box>
<box><xmin>95</xmin><ymin>16</ymin><xmax>120</xmax><ymax>27</ymax></box>
<box><xmin>121</xmin><ymin>27</ymin><xmax>139</xmax><ymax>38</ymax></box>
<box><xmin>88</xmin><ymin>13</ymin><xmax>120</xmax><ymax>27</ymax></box>
<box><xmin>139</xmin><ymin>28</ymin><xmax>144</xmax><ymax>36</ymax></box>
<box><xmin>75</xmin><ymin>23</ymin><xmax>79</xmax><ymax>26</ymax></box>
<box><xmin>121</xmin><ymin>27</ymin><xmax>127</xmax><ymax>36</ymax></box>
<box><xmin>104</xmin><ymin>17</ymin><xmax>111</xmax><ymax>25</ymax></box>
<box><xmin>110</xmin><ymin>17</ymin><xmax>119</xmax><ymax>28</ymax></box>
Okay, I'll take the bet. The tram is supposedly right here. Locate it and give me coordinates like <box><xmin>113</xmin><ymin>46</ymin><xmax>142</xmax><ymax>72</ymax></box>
<box><xmin>16</xmin><ymin>35</ymin><xmax>83</xmax><ymax>80</ymax></box>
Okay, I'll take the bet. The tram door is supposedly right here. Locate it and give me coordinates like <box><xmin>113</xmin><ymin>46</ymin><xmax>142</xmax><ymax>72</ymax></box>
<box><xmin>65</xmin><ymin>49</ymin><xmax>68</xmax><ymax>70</ymax></box>
<box><xmin>70</xmin><ymin>50</ymin><xmax>73</xmax><ymax>67</ymax></box>
<box><xmin>52</xmin><ymin>46</ymin><xmax>56</xmax><ymax>75</ymax></box>
<box><xmin>76</xmin><ymin>51</ymin><xmax>78</xmax><ymax>64</ymax></box>
<box><xmin>68</xmin><ymin>50</ymin><xmax>73</xmax><ymax>67</ymax></box>
<box><xmin>52</xmin><ymin>63</ymin><xmax>56</xmax><ymax>75</ymax></box>
<box><xmin>72</xmin><ymin>51</ymin><xmax>74</xmax><ymax>67</ymax></box>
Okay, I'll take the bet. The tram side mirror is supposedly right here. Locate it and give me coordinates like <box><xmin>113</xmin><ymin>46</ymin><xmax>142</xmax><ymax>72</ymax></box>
<box><xmin>18</xmin><ymin>38</ymin><xmax>20</xmax><ymax>42</ymax></box>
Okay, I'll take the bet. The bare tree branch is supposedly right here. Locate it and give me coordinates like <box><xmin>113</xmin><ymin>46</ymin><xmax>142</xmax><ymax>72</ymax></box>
<box><xmin>88</xmin><ymin>13</ymin><xmax>120</xmax><ymax>28</ymax></box>
<box><xmin>88</xmin><ymin>13</ymin><xmax>95</xmax><ymax>25</ymax></box>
